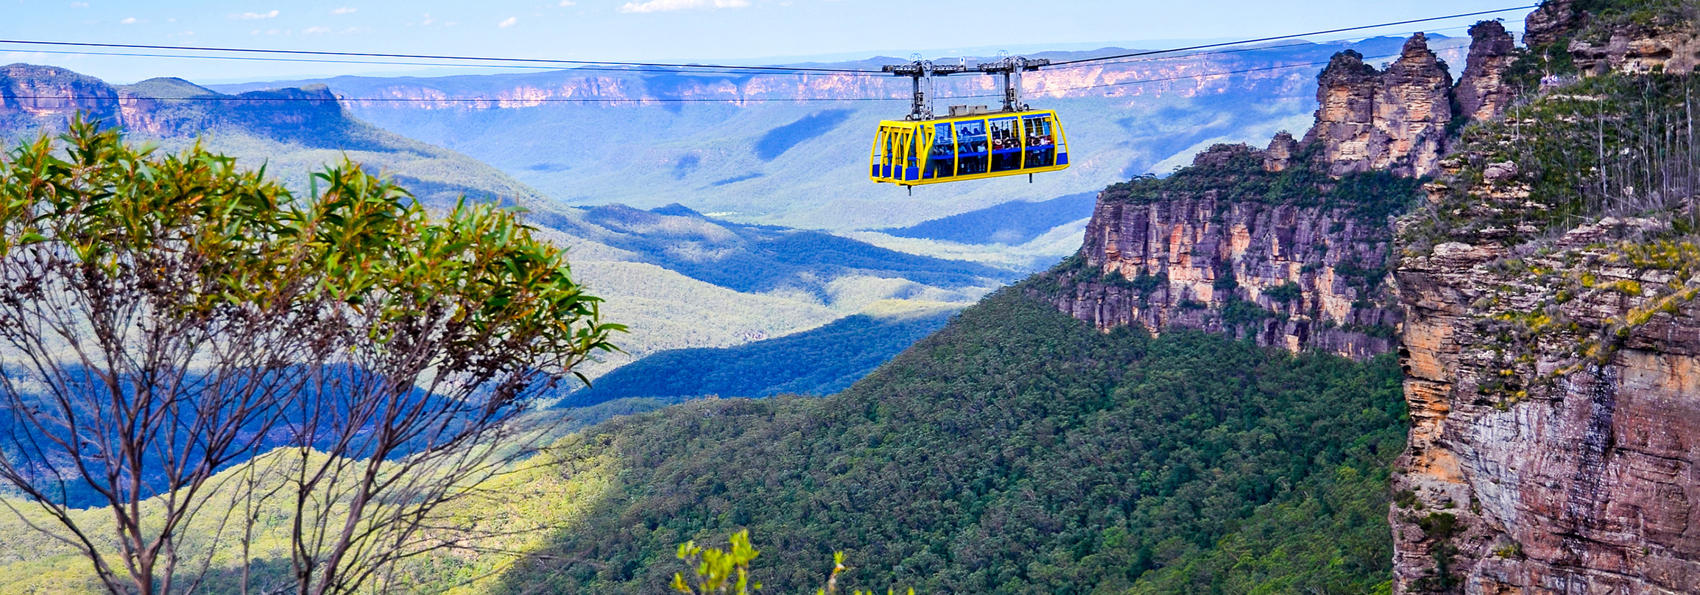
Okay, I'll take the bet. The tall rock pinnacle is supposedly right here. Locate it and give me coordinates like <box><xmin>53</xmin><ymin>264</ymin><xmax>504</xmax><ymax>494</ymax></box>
<box><xmin>1303</xmin><ymin>34</ymin><xmax>1453</xmax><ymax>178</ymax></box>
<box><xmin>1454</xmin><ymin>21</ymin><xmax>1519</xmax><ymax>123</ymax></box>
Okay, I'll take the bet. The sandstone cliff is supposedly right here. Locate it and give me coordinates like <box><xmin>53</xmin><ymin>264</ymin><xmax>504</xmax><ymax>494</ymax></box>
<box><xmin>1454</xmin><ymin>21</ymin><xmax>1519</xmax><ymax>124</ymax></box>
<box><xmin>1032</xmin><ymin>27</ymin><xmax>1520</xmax><ymax>360</ymax></box>
<box><xmin>0</xmin><ymin>63</ymin><xmax>118</xmax><ymax>126</ymax></box>
<box><xmin>1386</xmin><ymin>2</ymin><xmax>1700</xmax><ymax>592</ymax></box>
<box><xmin>0</xmin><ymin>64</ymin><xmax>357</xmax><ymax>141</ymax></box>
<box><xmin>1304</xmin><ymin>34</ymin><xmax>1455</xmax><ymax>178</ymax></box>
<box><xmin>1032</xmin><ymin>141</ymin><xmax>1411</xmax><ymax>360</ymax></box>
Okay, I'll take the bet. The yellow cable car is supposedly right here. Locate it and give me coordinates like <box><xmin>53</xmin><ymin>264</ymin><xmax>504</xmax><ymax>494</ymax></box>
<box><xmin>870</xmin><ymin>56</ymin><xmax>1069</xmax><ymax>188</ymax></box>
<box><xmin>869</xmin><ymin>107</ymin><xmax>1069</xmax><ymax>187</ymax></box>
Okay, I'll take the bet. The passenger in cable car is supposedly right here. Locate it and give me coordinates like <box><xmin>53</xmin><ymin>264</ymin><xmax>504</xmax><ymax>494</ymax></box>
<box><xmin>926</xmin><ymin>123</ymin><xmax>955</xmax><ymax>178</ymax></box>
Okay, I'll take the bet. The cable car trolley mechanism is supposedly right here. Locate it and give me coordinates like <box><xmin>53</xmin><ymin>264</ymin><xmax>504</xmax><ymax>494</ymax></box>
<box><xmin>869</xmin><ymin>55</ymin><xmax>1069</xmax><ymax>190</ymax></box>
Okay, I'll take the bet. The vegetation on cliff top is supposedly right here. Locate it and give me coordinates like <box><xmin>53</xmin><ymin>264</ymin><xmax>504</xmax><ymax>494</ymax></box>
<box><xmin>1406</xmin><ymin>72</ymin><xmax>1699</xmax><ymax>246</ymax></box>
<box><xmin>1098</xmin><ymin>142</ymin><xmax>1423</xmax><ymax>223</ymax></box>
<box><xmin>1400</xmin><ymin>68</ymin><xmax>1700</xmax><ymax>403</ymax></box>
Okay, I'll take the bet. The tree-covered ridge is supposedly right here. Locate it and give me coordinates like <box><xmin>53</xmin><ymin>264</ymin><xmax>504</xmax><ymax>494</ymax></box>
<box><xmin>490</xmin><ymin>287</ymin><xmax>1408</xmax><ymax>595</ymax></box>
<box><xmin>1097</xmin><ymin>142</ymin><xmax>1424</xmax><ymax>223</ymax></box>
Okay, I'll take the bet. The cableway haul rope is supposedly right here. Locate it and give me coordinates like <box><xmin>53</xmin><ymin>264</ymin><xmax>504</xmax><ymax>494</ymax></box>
<box><xmin>0</xmin><ymin>5</ymin><xmax>1537</xmax><ymax>191</ymax></box>
<box><xmin>0</xmin><ymin>51</ymin><xmax>1404</xmax><ymax>104</ymax></box>
<box><xmin>0</xmin><ymin>5</ymin><xmax>1534</xmax><ymax>75</ymax></box>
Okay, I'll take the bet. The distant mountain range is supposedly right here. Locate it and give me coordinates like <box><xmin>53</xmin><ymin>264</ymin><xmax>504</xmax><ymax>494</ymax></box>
<box><xmin>0</xmin><ymin>63</ymin><xmax>1003</xmax><ymax>382</ymax></box>
<box><xmin>0</xmin><ymin>64</ymin><xmax>551</xmax><ymax>210</ymax></box>
<box><xmin>207</xmin><ymin>36</ymin><xmax>1469</xmax><ymax>233</ymax></box>
<box><xmin>561</xmin><ymin>304</ymin><xmax>957</xmax><ymax>407</ymax></box>
<box><xmin>881</xmin><ymin>191</ymin><xmax>1099</xmax><ymax>246</ymax></box>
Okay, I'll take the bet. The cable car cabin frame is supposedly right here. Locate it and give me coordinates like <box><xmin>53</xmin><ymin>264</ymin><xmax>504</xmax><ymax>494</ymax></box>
<box><xmin>869</xmin><ymin>108</ymin><xmax>1068</xmax><ymax>187</ymax></box>
<box><xmin>870</xmin><ymin>55</ymin><xmax>1068</xmax><ymax>188</ymax></box>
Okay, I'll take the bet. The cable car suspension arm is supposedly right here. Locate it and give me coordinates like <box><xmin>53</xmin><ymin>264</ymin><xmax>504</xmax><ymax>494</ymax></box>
<box><xmin>883</xmin><ymin>55</ymin><xmax>1047</xmax><ymax>120</ymax></box>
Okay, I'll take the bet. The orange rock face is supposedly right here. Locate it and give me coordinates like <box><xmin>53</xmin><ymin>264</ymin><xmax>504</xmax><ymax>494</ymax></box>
<box><xmin>1303</xmin><ymin>34</ymin><xmax>1455</xmax><ymax>178</ymax></box>
<box><xmin>1034</xmin><ymin>148</ymin><xmax>1402</xmax><ymax>361</ymax></box>
<box><xmin>1392</xmin><ymin>228</ymin><xmax>1700</xmax><ymax>595</ymax></box>
<box><xmin>1454</xmin><ymin>21</ymin><xmax>1519</xmax><ymax>125</ymax></box>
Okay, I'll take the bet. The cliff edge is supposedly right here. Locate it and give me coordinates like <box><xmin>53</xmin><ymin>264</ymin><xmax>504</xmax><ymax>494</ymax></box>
<box><xmin>1388</xmin><ymin>1</ymin><xmax>1700</xmax><ymax>592</ymax></box>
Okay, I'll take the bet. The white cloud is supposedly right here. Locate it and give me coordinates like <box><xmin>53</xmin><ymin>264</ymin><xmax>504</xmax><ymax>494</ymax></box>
<box><xmin>231</xmin><ymin>10</ymin><xmax>279</xmax><ymax>20</ymax></box>
<box><xmin>69</xmin><ymin>2</ymin><xmax>88</xmax><ymax>7</ymax></box>
<box><xmin>304</xmin><ymin>26</ymin><xmax>330</xmax><ymax>34</ymax></box>
<box><xmin>497</xmin><ymin>16</ymin><xmax>517</xmax><ymax>27</ymax></box>
<box><xmin>558</xmin><ymin>0</ymin><xmax>575</xmax><ymax>5</ymax></box>
<box><xmin>119</xmin><ymin>17</ymin><xmax>143</xmax><ymax>24</ymax></box>
<box><xmin>422</xmin><ymin>12</ymin><xmax>435</xmax><ymax>25</ymax></box>
<box><xmin>332</xmin><ymin>7</ymin><xmax>356</xmax><ymax>14</ymax></box>
<box><xmin>618</xmin><ymin>0</ymin><xmax>748</xmax><ymax>13</ymax></box>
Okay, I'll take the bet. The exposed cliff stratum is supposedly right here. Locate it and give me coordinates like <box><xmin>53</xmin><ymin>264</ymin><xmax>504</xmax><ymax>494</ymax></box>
<box><xmin>1387</xmin><ymin>1</ymin><xmax>1700</xmax><ymax>592</ymax></box>
<box><xmin>1041</xmin><ymin>2</ymin><xmax>1700</xmax><ymax>591</ymax></box>
<box><xmin>1032</xmin><ymin>29</ymin><xmax>1514</xmax><ymax>360</ymax></box>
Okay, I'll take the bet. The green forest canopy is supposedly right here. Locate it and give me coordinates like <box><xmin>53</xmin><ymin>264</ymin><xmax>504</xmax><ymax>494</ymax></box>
<box><xmin>486</xmin><ymin>286</ymin><xmax>1408</xmax><ymax>595</ymax></box>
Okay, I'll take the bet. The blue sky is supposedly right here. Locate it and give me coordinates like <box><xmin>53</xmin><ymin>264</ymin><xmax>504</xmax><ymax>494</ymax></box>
<box><xmin>1</xmin><ymin>1</ymin><xmax>1536</xmax><ymax>83</ymax></box>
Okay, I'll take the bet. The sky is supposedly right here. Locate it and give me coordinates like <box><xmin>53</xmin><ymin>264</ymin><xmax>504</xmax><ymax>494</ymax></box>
<box><xmin>1</xmin><ymin>0</ymin><xmax>1538</xmax><ymax>84</ymax></box>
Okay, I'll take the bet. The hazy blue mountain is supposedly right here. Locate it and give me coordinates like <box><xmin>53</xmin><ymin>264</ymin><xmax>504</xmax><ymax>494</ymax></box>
<box><xmin>560</xmin><ymin>306</ymin><xmax>956</xmax><ymax>407</ymax></box>
<box><xmin>881</xmin><ymin>191</ymin><xmax>1099</xmax><ymax>245</ymax></box>
<box><xmin>534</xmin><ymin>203</ymin><xmax>1019</xmax><ymax>299</ymax></box>
<box><xmin>0</xmin><ymin>63</ymin><xmax>1001</xmax><ymax>390</ymax></box>
<box><xmin>209</xmin><ymin>35</ymin><xmax>1467</xmax><ymax>233</ymax></box>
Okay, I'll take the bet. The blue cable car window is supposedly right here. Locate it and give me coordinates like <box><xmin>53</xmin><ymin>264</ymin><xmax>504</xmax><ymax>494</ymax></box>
<box><xmin>1023</xmin><ymin>115</ymin><xmax>1055</xmax><ymax>168</ymax></box>
<box><xmin>988</xmin><ymin>117</ymin><xmax>1020</xmax><ymax>173</ymax></box>
<box><xmin>955</xmin><ymin>119</ymin><xmax>988</xmax><ymax>176</ymax></box>
<box><xmin>925</xmin><ymin>122</ymin><xmax>954</xmax><ymax>178</ymax></box>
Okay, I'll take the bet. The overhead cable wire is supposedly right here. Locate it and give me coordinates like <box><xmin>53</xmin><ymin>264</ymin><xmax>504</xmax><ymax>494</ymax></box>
<box><xmin>1047</xmin><ymin>4</ymin><xmax>1537</xmax><ymax>67</ymax></box>
<box><xmin>6</xmin><ymin>48</ymin><xmax>882</xmax><ymax>77</ymax></box>
<box><xmin>1058</xmin><ymin>22</ymin><xmax>1477</xmax><ymax>69</ymax></box>
<box><xmin>0</xmin><ymin>51</ymin><xmax>1404</xmax><ymax>105</ymax></box>
<box><xmin>0</xmin><ymin>94</ymin><xmax>907</xmax><ymax>103</ymax></box>
<box><xmin>0</xmin><ymin>5</ymin><xmax>1534</xmax><ymax>77</ymax></box>
<box><xmin>0</xmin><ymin>38</ymin><xmax>878</xmax><ymax>74</ymax></box>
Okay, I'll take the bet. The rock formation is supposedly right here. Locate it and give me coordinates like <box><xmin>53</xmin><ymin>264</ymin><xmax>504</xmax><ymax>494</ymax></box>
<box><xmin>1302</xmin><ymin>50</ymin><xmax>1383</xmax><ymax>176</ymax></box>
<box><xmin>1035</xmin><ymin>28</ymin><xmax>1521</xmax><ymax>360</ymax></box>
<box><xmin>1261</xmin><ymin>131</ymin><xmax>1298</xmax><ymax>172</ymax></box>
<box><xmin>1304</xmin><ymin>35</ymin><xmax>1455</xmax><ymax>178</ymax></box>
<box><xmin>1527</xmin><ymin>0</ymin><xmax>1700</xmax><ymax>75</ymax></box>
<box><xmin>0</xmin><ymin>63</ymin><xmax>352</xmax><ymax>138</ymax></box>
<box><xmin>1392</xmin><ymin>219</ymin><xmax>1700</xmax><ymax>594</ymax></box>
<box><xmin>0</xmin><ymin>64</ymin><xmax>119</xmax><ymax>125</ymax></box>
<box><xmin>1572</xmin><ymin>29</ymin><xmax>1700</xmax><ymax>74</ymax></box>
<box><xmin>1453</xmin><ymin>21</ymin><xmax>1519</xmax><ymax>123</ymax></box>
<box><xmin>1386</xmin><ymin>3</ymin><xmax>1700</xmax><ymax>593</ymax></box>
<box><xmin>1524</xmin><ymin>0</ymin><xmax>1582</xmax><ymax>47</ymax></box>
<box><xmin>1035</xmin><ymin>144</ymin><xmax>1402</xmax><ymax>360</ymax></box>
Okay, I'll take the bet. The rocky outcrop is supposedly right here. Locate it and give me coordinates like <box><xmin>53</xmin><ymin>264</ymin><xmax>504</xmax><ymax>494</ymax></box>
<box><xmin>1036</xmin><ymin>145</ymin><xmax>1401</xmax><ymax>360</ymax></box>
<box><xmin>1392</xmin><ymin>214</ymin><xmax>1700</xmax><ymax>593</ymax></box>
<box><xmin>1262</xmin><ymin>131</ymin><xmax>1299</xmax><ymax>172</ymax></box>
<box><xmin>1528</xmin><ymin>0</ymin><xmax>1700</xmax><ymax>75</ymax></box>
<box><xmin>1034</xmin><ymin>29</ymin><xmax>1530</xmax><ymax>359</ymax></box>
<box><xmin>0</xmin><ymin>64</ymin><xmax>118</xmax><ymax>124</ymax></box>
<box><xmin>1524</xmin><ymin>0</ymin><xmax>1583</xmax><ymax>47</ymax></box>
<box><xmin>1387</xmin><ymin>3</ymin><xmax>1700</xmax><ymax>592</ymax></box>
<box><xmin>1572</xmin><ymin>30</ymin><xmax>1700</xmax><ymax>74</ymax></box>
<box><xmin>1304</xmin><ymin>35</ymin><xmax>1455</xmax><ymax>178</ymax></box>
<box><xmin>1454</xmin><ymin>21</ymin><xmax>1518</xmax><ymax>123</ymax></box>
<box><xmin>0</xmin><ymin>65</ymin><xmax>353</xmax><ymax>139</ymax></box>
